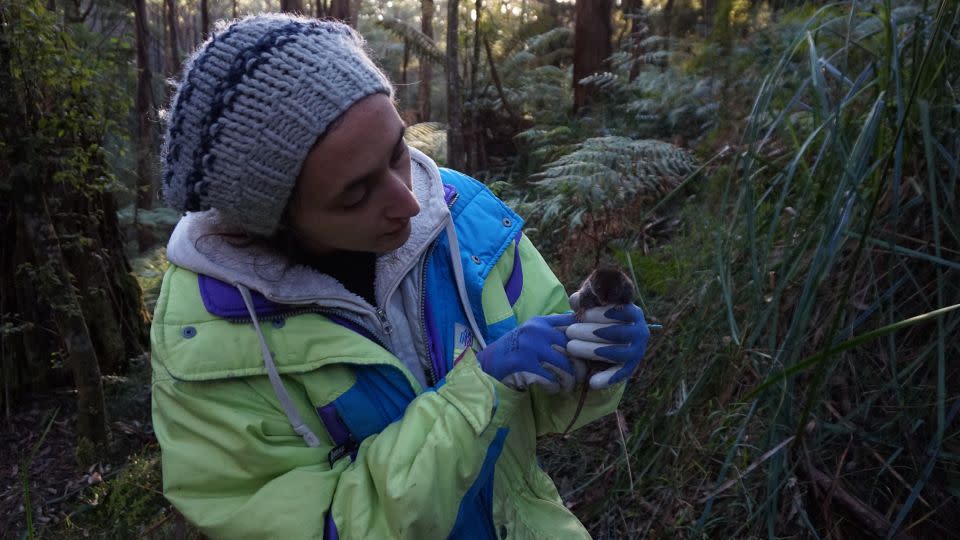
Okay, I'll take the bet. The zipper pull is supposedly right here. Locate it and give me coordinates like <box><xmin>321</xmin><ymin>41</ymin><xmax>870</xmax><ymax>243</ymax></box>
<box><xmin>376</xmin><ymin>307</ymin><xmax>393</xmax><ymax>335</ymax></box>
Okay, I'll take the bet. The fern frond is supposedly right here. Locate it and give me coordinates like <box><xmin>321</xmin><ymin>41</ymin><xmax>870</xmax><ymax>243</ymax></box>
<box><xmin>578</xmin><ymin>71</ymin><xmax>621</xmax><ymax>90</ymax></box>
<box><xmin>500</xmin><ymin>28</ymin><xmax>573</xmax><ymax>74</ymax></box>
<box><xmin>525</xmin><ymin>27</ymin><xmax>574</xmax><ymax>55</ymax></box>
<box><xmin>530</xmin><ymin>137</ymin><xmax>697</xmax><ymax>230</ymax></box>
<box><xmin>404</xmin><ymin>122</ymin><xmax>447</xmax><ymax>164</ymax></box>
<box><xmin>638</xmin><ymin>50</ymin><xmax>672</xmax><ymax>68</ymax></box>
<box><xmin>377</xmin><ymin>18</ymin><xmax>444</xmax><ymax>65</ymax></box>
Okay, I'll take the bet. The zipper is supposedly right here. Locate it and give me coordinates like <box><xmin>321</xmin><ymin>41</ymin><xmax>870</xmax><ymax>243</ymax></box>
<box><xmin>419</xmin><ymin>242</ymin><xmax>438</xmax><ymax>386</ymax></box>
<box><xmin>417</xmin><ymin>190</ymin><xmax>459</xmax><ymax>387</ymax></box>
<box><xmin>374</xmin><ymin>306</ymin><xmax>393</xmax><ymax>337</ymax></box>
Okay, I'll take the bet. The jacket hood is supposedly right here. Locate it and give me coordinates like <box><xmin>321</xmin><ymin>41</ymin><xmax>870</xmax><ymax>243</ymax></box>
<box><xmin>164</xmin><ymin>147</ymin><xmax>451</xmax><ymax>310</ymax></box>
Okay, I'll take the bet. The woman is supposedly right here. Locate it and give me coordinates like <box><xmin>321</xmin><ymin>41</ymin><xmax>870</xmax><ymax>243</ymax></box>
<box><xmin>151</xmin><ymin>13</ymin><xmax>649</xmax><ymax>539</ymax></box>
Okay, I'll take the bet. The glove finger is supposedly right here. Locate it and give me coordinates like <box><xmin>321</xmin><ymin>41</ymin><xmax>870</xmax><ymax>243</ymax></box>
<box><xmin>533</xmin><ymin>323</ymin><xmax>570</xmax><ymax>349</ymax></box>
<box><xmin>542</xmin><ymin>312</ymin><xmax>578</xmax><ymax>328</ymax></box>
<box><xmin>541</xmin><ymin>346</ymin><xmax>575</xmax><ymax>375</ymax></box>
<box><xmin>607</xmin><ymin>359</ymin><xmax>640</xmax><ymax>386</ymax></box>
<box><xmin>566</xmin><ymin>322</ymin><xmax>619</xmax><ymax>343</ymax></box>
<box><xmin>602</xmin><ymin>303</ymin><xmax>645</xmax><ymax>324</ymax></box>
<box><xmin>504</xmin><ymin>371</ymin><xmax>560</xmax><ymax>392</ymax></box>
<box><xmin>590</xmin><ymin>343</ymin><xmax>636</xmax><ymax>364</ymax></box>
<box><xmin>543</xmin><ymin>362</ymin><xmax>576</xmax><ymax>392</ymax></box>
<box><xmin>578</xmin><ymin>306</ymin><xmax>621</xmax><ymax>324</ymax></box>
<box><xmin>566</xmin><ymin>340</ymin><xmax>620</xmax><ymax>363</ymax></box>
<box><xmin>589</xmin><ymin>365</ymin><xmax>621</xmax><ymax>390</ymax></box>
<box><xmin>592</xmin><ymin>322</ymin><xmax>649</xmax><ymax>344</ymax></box>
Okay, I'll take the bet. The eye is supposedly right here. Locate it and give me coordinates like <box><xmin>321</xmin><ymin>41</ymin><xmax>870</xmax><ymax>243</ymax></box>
<box><xmin>341</xmin><ymin>185</ymin><xmax>368</xmax><ymax>209</ymax></box>
<box><xmin>390</xmin><ymin>140</ymin><xmax>408</xmax><ymax>167</ymax></box>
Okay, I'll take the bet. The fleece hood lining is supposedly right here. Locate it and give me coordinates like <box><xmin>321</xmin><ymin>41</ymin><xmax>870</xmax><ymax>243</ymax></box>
<box><xmin>164</xmin><ymin>147</ymin><xmax>450</xmax><ymax>310</ymax></box>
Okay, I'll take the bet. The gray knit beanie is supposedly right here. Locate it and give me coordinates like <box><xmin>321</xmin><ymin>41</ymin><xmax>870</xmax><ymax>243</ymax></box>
<box><xmin>161</xmin><ymin>14</ymin><xmax>393</xmax><ymax>236</ymax></box>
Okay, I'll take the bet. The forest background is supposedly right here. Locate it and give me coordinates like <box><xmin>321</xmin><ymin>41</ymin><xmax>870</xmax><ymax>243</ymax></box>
<box><xmin>1</xmin><ymin>0</ymin><xmax>958</xmax><ymax>537</ymax></box>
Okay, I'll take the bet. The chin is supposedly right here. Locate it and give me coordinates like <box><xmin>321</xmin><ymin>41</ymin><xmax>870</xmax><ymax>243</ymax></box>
<box><xmin>377</xmin><ymin>225</ymin><xmax>412</xmax><ymax>253</ymax></box>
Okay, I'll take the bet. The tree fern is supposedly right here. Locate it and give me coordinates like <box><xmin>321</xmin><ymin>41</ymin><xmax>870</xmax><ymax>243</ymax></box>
<box><xmin>529</xmin><ymin>136</ymin><xmax>697</xmax><ymax>232</ymax></box>
<box><xmin>376</xmin><ymin>18</ymin><xmax>444</xmax><ymax>65</ymax></box>
<box><xmin>404</xmin><ymin>122</ymin><xmax>447</xmax><ymax>165</ymax></box>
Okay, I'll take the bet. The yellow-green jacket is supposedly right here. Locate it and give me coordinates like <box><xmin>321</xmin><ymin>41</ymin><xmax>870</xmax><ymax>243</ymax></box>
<box><xmin>151</xmin><ymin>149</ymin><xmax>623</xmax><ymax>539</ymax></box>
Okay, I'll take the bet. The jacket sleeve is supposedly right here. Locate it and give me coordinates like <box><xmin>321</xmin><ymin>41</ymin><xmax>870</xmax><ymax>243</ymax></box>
<box><xmin>480</xmin><ymin>233</ymin><xmax>624</xmax><ymax>436</ymax></box>
<box><xmin>152</xmin><ymin>349</ymin><xmax>522</xmax><ymax>540</ymax></box>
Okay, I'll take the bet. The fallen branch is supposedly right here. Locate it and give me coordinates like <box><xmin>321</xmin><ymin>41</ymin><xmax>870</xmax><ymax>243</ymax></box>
<box><xmin>803</xmin><ymin>463</ymin><xmax>915</xmax><ymax>540</ymax></box>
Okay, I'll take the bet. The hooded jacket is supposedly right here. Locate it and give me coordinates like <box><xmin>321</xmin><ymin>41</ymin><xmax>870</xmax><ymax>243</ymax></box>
<box><xmin>150</xmin><ymin>148</ymin><xmax>624</xmax><ymax>539</ymax></box>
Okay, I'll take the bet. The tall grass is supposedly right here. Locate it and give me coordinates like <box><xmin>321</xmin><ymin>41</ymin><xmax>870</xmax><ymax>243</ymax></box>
<box><xmin>539</xmin><ymin>1</ymin><xmax>959</xmax><ymax>537</ymax></box>
<box><xmin>710</xmin><ymin>1</ymin><xmax>960</xmax><ymax>536</ymax></box>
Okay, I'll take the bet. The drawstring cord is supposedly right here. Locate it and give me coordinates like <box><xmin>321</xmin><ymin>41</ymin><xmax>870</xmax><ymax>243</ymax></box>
<box><xmin>234</xmin><ymin>219</ymin><xmax>483</xmax><ymax>447</ymax></box>
<box><xmin>237</xmin><ymin>283</ymin><xmax>321</xmax><ymax>448</ymax></box>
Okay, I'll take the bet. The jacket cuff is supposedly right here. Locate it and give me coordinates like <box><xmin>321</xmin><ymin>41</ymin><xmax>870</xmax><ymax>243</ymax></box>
<box><xmin>437</xmin><ymin>350</ymin><xmax>523</xmax><ymax>436</ymax></box>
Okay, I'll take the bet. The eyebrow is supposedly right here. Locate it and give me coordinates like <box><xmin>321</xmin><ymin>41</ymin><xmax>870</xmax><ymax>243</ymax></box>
<box><xmin>333</xmin><ymin>125</ymin><xmax>407</xmax><ymax>200</ymax></box>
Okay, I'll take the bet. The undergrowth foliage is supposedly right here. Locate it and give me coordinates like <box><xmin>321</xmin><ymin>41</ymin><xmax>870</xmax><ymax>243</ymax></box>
<box><xmin>522</xmin><ymin>1</ymin><xmax>960</xmax><ymax>538</ymax></box>
<box><xmin>529</xmin><ymin>136</ymin><xmax>697</xmax><ymax>243</ymax></box>
<box><xmin>555</xmin><ymin>1</ymin><xmax>960</xmax><ymax>537</ymax></box>
<box><xmin>710</xmin><ymin>1</ymin><xmax>960</xmax><ymax>536</ymax></box>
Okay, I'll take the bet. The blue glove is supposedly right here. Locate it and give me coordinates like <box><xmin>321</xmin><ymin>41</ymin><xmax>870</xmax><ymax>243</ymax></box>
<box><xmin>565</xmin><ymin>304</ymin><xmax>649</xmax><ymax>389</ymax></box>
<box><xmin>478</xmin><ymin>314</ymin><xmax>577</xmax><ymax>392</ymax></box>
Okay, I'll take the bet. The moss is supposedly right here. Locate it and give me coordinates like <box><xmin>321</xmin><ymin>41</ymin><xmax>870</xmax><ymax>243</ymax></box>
<box><xmin>74</xmin><ymin>437</ymin><xmax>98</xmax><ymax>470</ymax></box>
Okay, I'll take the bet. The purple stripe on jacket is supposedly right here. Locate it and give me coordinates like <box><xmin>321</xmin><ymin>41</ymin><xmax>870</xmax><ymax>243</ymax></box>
<box><xmin>316</xmin><ymin>403</ymin><xmax>351</xmax><ymax>446</ymax></box>
<box><xmin>198</xmin><ymin>274</ymin><xmax>285</xmax><ymax>318</ymax></box>
<box><xmin>324</xmin><ymin>514</ymin><xmax>339</xmax><ymax>540</ymax></box>
<box><xmin>503</xmin><ymin>231</ymin><xmax>524</xmax><ymax>306</ymax></box>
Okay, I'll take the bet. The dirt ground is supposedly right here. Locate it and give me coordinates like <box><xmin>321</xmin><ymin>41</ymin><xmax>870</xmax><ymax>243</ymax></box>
<box><xmin>0</xmin><ymin>355</ymin><xmax>156</xmax><ymax>537</ymax></box>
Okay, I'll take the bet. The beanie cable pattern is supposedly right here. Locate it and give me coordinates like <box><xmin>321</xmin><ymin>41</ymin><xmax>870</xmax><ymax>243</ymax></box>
<box><xmin>161</xmin><ymin>14</ymin><xmax>393</xmax><ymax>236</ymax></box>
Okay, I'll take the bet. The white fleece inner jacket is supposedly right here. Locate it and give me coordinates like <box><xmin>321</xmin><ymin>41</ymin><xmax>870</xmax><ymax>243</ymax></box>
<box><xmin>164</xmin><ymin>148</ymin><xmax>487</xmax><ymax>446</ymax></box>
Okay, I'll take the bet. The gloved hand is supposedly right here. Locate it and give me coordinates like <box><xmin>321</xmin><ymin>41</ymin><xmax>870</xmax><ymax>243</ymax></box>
<box><xmin>565</xmin><ymin>304</ymin><xmax>649</xmax><ymax>389</ymax></box>
<box><xmin>477</xmin><ymin>314</ymin><xmax>577</xmax><ymax>392</ymax></box>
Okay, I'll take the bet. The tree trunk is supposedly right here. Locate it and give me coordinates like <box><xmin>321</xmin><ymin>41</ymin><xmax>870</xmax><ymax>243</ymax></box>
<box><xmin>543</xmin><ymin>0</ymin><xmax>561</xmax><ymax>26</ymax></box>
<box><xmin>233</xmin><ymin>0</ymin><xmax>238</xmax><ymax>19</ymax></box>
<box><xmin>625</xmin><ymin>0</ymin><xmax>646</xmax><ymax>82</ymax></box>
<box><xmin>20</xmin><ymin>193</ymin><xmax>109</xmax><ymax>445</ymax></box>
<box><xmin>200</xmin><ymin>0</ymin><xmax>210</xmax><ymax>38</ymax></box>
<box><xmin>466</xmin><ymin>0</ymin><xmax>482</xmax><ymax>171</ymax></box>
<box><xmin>165</xmin><ymin>0</ymin><xmax>181</xmax><ymax>78</ymax></box>
<box><xmin>400</xmin><ymin>39</ymin><xmax>410</xmax><ymax>88</ymax></box>
<box><xmin>483</xmin><ymin>35</ymin><xmax>519</xmax><ymax>125</ymax></box>
<box><xmin>662</xmin><ymin>0</ymin><xmax>675</xmax><ymax>36</ymax></box>
<box><xmin>417</xmin><ymin>0</ymin><xmax>434</xmax><ymax>122</ymax></box>
<box><xmin>280</xmin><ymin>0</ymin><xmax>303</xmax><ymax>14</ymax></box>
<box><xmin>350</xmin><ymin>0</ymin><xmax>362</xmax><ymax>25</ymax></box>
<box><xmin>329</xmin><ymin>0</ymin><xmax>350</xmax><ymax>24</ymax></box>
<box><xmin>446</xmin><ymin>0</ymin><xmax>465</xmax><ymax>169</ymax></box>
<box><xmin>134</xmin><ymin>0</ymin><xmax>155</xmax><ymax>234</ymax></box>
<box><xmin>572</xmin><ymin>0</ymin><xmax>613</xmax><ymax>114</ymax></box>
<box><xmin>0</xmin><ymin>0</ymin><xmax>150</xmax><ymax>430</ymax></box>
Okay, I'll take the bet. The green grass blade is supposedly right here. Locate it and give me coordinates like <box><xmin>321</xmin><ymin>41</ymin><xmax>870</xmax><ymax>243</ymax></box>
<box><xmin>887</xmin><ymin>399</ymin><xmax>960</xmax><ymax>538</ymax></box>
<box><xmin>747</xmin><ymin>303</ymin><xmax>960</xmax><ymax>399</ymax></box>
<box><xmin>19</xmin><ymin>408</ymin><xmax>59</xmax><ymax>540</ymax></box>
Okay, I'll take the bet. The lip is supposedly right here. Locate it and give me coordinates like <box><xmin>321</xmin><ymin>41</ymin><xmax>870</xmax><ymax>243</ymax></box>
<box><xmin>383</xmin><ymin>220</ymin><xmax>410</xmax><ymax>237</ymax></box>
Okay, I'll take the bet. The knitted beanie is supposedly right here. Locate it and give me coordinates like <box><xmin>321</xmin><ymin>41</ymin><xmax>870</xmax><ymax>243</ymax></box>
<box><xmin>161</xmin><ymin>14</ymin><xmax>393</xmax><ymax>237</ymax></box>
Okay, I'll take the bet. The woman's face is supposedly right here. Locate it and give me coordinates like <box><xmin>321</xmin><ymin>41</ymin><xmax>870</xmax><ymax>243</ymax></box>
<box><xmin>287</xmin><ymin>93</ymin><xmax>420</xmax><ymax>256</ymax></box>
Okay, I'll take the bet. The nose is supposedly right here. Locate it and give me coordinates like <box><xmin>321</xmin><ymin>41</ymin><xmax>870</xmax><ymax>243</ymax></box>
<box><xmin>385</xmin><ymin>171</ymin><xmax>420</xmax><ymax>220</ymax></box>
